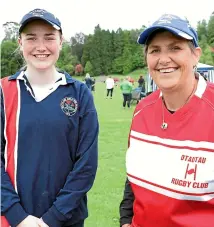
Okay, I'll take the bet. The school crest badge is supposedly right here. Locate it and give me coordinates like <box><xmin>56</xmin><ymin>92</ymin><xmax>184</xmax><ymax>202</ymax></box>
<box><xmin>60</xmin><ymin>97</ymin><xmax>78</xmax><ymax>116</ymax></box>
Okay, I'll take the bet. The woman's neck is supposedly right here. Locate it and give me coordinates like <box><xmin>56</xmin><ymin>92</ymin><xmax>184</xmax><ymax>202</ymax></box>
<box><xmin>25</xmin><ymin>67</ymin><xmax>59</xmax><ymax>86</ymax></box>
<box><xmin>162</xmin><ymin>78</ymin><xmax>198</xmax><ymax>112</ymax></box>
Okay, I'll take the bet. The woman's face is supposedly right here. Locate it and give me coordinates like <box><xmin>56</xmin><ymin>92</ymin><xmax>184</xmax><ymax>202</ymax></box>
<box><xmin>146</xmin><ymin>31</ymin><xmax>201</xmax><ymax>91</ymax></box>
<box><xmin>18</xmin><ymin>20</ymin><xmax>62</xmax><ymax>71</ymax></box>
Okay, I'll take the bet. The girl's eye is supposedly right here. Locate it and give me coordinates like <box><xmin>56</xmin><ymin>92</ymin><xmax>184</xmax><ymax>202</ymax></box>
<box><xmin>149</xmin><ymin>49</ymin><xmax>159</xmax><ymax>54</ymax></box>
<box><xmin>27</xmin><ymin>37</ymin><xmax>36</xmax><ymax>40</ymax></box>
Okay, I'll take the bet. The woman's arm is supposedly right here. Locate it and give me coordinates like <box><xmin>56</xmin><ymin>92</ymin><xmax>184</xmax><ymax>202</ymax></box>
<box><xmin>119</xmin><ymin>178</ymin><xmax>134</xmax><ymax>227</ymax></box>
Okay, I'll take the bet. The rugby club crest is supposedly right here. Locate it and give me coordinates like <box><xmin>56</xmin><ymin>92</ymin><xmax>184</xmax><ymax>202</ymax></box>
<box><xmin>60</xmin><ymin>97</ymin><xmax>78</xmax><ymax>116</ymax></box>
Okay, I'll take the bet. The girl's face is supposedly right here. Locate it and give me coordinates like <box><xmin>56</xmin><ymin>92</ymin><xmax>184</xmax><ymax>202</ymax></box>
<box><xmin>18</xmin><ymin>20</ymin><xmax>62</xmax><ymax>71</ymax></box>
<box><xmin>146</xmin><ymin>31</ymin><xmax>201</xmax><ymax>91</ymax></box>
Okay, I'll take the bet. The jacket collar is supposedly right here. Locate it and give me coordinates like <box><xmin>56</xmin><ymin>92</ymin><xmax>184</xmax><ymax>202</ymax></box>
<box><xmin>8</xmin><ymin>70</ymin><xmax>75</xmax><ymax>84</ymax></box>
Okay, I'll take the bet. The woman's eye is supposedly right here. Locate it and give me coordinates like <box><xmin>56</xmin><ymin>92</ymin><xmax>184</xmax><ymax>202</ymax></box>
<box><xmin>171</xmin><ymin>46</ymin><xmax>181</xmax><ymax>50</ymax></box>
<box><xmin>46</xmin><ymin>37</ymin><xmax>55</xmax><ymax>40</ymax></box>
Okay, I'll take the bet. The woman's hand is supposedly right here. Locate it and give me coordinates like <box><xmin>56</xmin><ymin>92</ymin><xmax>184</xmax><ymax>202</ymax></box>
<box><xmin>122</xmin><ymin>224</ymin><xmax>131</xmax><ymax>227</ymax></box>
<box><xmin>17</xmin><ymin>215</ymin><xmax>49</xmax><ymax>227</ymax></box>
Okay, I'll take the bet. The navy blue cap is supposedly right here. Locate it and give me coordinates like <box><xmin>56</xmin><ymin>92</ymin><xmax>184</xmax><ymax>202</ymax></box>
<box><xmin>19</xmin><ymin>9</ymin><xmax>62</xmax><ymax>33</ymax></box>
<box><xmin>138</xmin><ymin>14</ymin><xmax>198</xmax><ymax>47</ymax></box>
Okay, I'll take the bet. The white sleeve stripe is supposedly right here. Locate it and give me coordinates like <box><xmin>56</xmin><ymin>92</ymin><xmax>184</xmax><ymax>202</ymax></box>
<box><xmin>130</xmin><ymin>130</ymin><xmax>214</xmax><ymax>150</ymax></box>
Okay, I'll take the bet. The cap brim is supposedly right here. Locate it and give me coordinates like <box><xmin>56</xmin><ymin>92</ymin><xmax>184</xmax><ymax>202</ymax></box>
<box><xmin>137</xmin><ymin>25</ymin><xmax>193</xmax><ymax>45</ymax></box>
<box><xmin>19</xmin><ymin>17</ymin><xmax>61</xmax><ymax>33</ymax></box>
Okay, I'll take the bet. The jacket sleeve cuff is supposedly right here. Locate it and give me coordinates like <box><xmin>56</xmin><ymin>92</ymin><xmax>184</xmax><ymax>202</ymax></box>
<box><xmin>42</xmin><ymin>205</ymin><xmax>67</xmax><ymax>227</ymax></box>
<box><xmin>4</xmin><ymin>203</ymin><xmax>28</xmax><ymax>227</ymax></box>
<box><xmin>120</xmin><ymin>217</ymin><xmax>132</xmax><ymax>227</ymax></box>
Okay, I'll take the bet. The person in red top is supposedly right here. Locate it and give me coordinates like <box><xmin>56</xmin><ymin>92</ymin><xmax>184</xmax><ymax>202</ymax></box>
<box><xmin>120</xmin><ymin>14</ymin><xmax>214</xmax><ymax>227</ymax></box>
<box><xmin>128</xmin><ymin>76</ymin><xmax>135</xmax><ymax>85</ymax></box>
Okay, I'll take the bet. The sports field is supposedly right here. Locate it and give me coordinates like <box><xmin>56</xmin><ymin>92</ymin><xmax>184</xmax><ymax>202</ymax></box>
<box><xmin>83</xmin><ymin>70</ymin><xmax>146</xmax><ymax>227</ymax></box>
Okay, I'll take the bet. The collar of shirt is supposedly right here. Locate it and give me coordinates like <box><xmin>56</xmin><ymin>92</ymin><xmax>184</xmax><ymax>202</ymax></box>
<box><xmin>9</xmin><ymin>70</ymin><xmax>73</xmax><ymax>102</ymax></box>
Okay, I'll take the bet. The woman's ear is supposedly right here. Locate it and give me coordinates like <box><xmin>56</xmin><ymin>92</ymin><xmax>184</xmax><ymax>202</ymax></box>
<box><xmin>194</xmin><ymin>47</ymin><xmax>202</xmax><ymax>64</ymax></box>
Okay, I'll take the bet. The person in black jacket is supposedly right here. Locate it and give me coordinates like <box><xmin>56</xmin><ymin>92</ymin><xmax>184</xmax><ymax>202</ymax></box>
<box><xmin>119</xmin><ymin>90</ymin><xmax>155</xmax><ymax>227</ymax></box>
<box><xmin>138</xmin><ymin>75</ymin><xmax>145</xmax><ymax>88</ymax></box>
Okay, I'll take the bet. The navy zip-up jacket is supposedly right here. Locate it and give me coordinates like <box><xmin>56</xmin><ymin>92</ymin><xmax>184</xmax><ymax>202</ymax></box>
<box><xmin>1</xmin><ymin>71</ymin><xmax>99</xmax><ymax>227</ymax></box>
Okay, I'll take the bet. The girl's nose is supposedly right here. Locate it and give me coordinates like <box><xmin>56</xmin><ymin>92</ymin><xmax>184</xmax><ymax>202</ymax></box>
<box><xmin>35</xmin><ymin>39</ymin><xmax>47</xmax><ymax>52</ymax></box>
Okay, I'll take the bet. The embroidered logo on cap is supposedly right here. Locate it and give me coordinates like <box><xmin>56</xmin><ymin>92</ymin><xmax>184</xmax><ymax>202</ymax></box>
<box><xmin>157</xmin><ymin>14</ymin><xmax>177</xmax><ymax>24</ymax></box>
<box><xmin>29</xmin><ymin>9</ymin><xmax>46</xmax><ymax>17</ymax></box>
<box><xmin>60</xmin><ymin>97</ymin><xmax>78</xmax><ymax>116</ymax></box>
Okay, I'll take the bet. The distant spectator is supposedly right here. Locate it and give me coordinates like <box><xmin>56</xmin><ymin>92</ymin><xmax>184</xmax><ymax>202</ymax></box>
<box><xmin>128</xmin><ymin>76</ymin><xmax>135</xmax><ymax>85</ymax></box>
<box><xmin>85</xmin><ymin>73</ymin><xmax>93</xmax><ymax>91</ymax></box>
<box><xmin>91</xmin><ymin>77</ymin><xmax>96</xmax><ymax>92</ymax></box>
<box><xmin>113</xmin><ymin>77</ymin><xmax>120</xmax><ymax>87</ymax></box>
<box><xmin>120</xmin><ymin>77</ymin><xmax>133</xmax><ymax>108</ymax></box>
<box><xmin>105</xmin><ymin>76</ymin><xmax>115</xmax><ymax>99</ymax></box>
<box><xmin>138</xmin><ymin>75</ymin><xmax>145</xmax><ymax>87</ymax></box>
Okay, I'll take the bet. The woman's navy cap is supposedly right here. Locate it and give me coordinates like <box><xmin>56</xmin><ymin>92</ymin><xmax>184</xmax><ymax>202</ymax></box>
<box><xmin>19</xmin><ymin>9</ymin><xmax>62</xmax><ymax>33</ymax></box>
<box><xmin>137</xmin><ymin>14</ymin><xmax>198</xmax><ymax>47</ymax></box>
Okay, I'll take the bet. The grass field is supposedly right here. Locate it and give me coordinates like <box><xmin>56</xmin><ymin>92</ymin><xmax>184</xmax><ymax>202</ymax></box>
<box><xmin>82</xmin><ymin>72</ymin><xmax>144</xmax><ymax>227</ymax></box>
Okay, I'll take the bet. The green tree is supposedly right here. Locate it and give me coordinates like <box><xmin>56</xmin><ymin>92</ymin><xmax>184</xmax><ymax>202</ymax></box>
<box><xmin>197</xmin><ymin>20</ymin><xmax>207</xmax><ymax>42</ymax></box>
<box><xmin>81</xmin><ymin>25</ymin><xmax>148</xmax><ymax>75</ymax></box>
<box><xmin>90</xmin><ymin>25</ymin><xmax>102</xmax><ymax>76</ymax></box>
<box><xmin>70</xmin><ymin>32</ymin><xmax>85</xmax><ymax>63</ymax></box>
<box><xmin>56</xmin><ymin>42</ymin><xmax>77</xmax><ymax>75</ymax></box>
<box><xmin>122</xmin><ymin>47</ymin><xmax>133</xmax><ymax>74</ymax></box>
<box><xmin>81</xmin><ymin>35</ymin><xmax>93</xmax><ymax>67</ymax></box>
<box><xmin>99</xmin><ymin>29</ymin><xmax>114</xmax><ymax>75</ymax></box>
<box><xmin>1</xmin><ymin>40</ymin><xmax>23</xmax><ymax>77</ymax></box>
<box><xmin>197</xmin><ymin>13</ymin><xmax>214</xmax><ymax>65</ymax></box>
<box><xmin>121</xmin><ymin>31</ymin><xmax>133</xmax><ymax>74</ymax></box>
<box><xmin>112</xmin><ymin>28</ymin><xmax>124</xmax><ymax>59</ymax></box>
<box><xmin>84</xmin><ymin>61</ymin><xmax>93</xmax><ymax>75</ymax></box>
<box><xmin>129</xmin><ymin>29</ymin><xmax>146</xmax><ymax>69</ymax></box>
<box><xmin>112</xmin><ymin>56</ymin><xmax>124</xmax><ymax>74</ymax></box>
<box><xmin>112</xmin><ymin>29</ymin><xmax>125</xmax><ymax>74</ymax></box>
<box><xmin>199</xmin><ymin>44</ymin><xmax>214</xmax><ymax>65</ymax></box>
<box><xmin>207</xmin><ymin>12</ymin><xmax>214</xmax><ymax>45</ymax></box>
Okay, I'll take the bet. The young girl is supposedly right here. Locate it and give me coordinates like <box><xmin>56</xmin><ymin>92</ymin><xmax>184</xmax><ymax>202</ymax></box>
<box><xmin>1</xmin><ymin>9</ymin><xmax>99</xmax><ymax>227</ymax></box>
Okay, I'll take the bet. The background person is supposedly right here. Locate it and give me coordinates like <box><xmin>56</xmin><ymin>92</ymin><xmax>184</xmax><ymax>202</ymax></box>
<box><xmin>120</xmin><ymin>14</ymin><xmax>214</xmax><ymax>227</ymax></box>
<box><xmin>91</xmin><ymin>77</ymin><xmax>96</xmax><ymax>92</ymax></box>
<box><xmin>120</xmin><ymin>77</ymin><xmax>133</xmax><ymax>108</ymax></box>
<box><xmin>1</xmin><ymin>8</ymin><xmax>99</xmax><ymax>227</ymax></box>
<box><xmin>105</xmin><ymin>76</ymin><xmax>115</xmax><ymax>99</ymax></box>
<box><xmin>137</xmin><ymin>75</ymin><xmax>145</xmax><ymax>88</ymax></box>
<box><xmin>137</xmin><ymin>75</ymin><xmax>146</xmax><ymax>100</ymax></box>
<box><xmin>84</xmin><ymin>73</ymin><xmax>93</xmax><ymax>91</ymax></box>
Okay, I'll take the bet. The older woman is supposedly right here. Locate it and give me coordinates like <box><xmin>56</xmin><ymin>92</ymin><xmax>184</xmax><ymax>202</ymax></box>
<box><xmin>120</xmin><ymin>14</ymin><xmax>214</xmax><ymax>227</ymax></box>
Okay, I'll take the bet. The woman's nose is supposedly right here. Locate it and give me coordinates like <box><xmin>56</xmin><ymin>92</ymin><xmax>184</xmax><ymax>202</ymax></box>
<box><xmin>158</xmin><ymin>52</ymin><xmax>171</xmax><ymax>65</ymax></box>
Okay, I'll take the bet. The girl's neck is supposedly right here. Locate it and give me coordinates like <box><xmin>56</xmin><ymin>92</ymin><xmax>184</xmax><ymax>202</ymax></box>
<box><xmin>25</xmin><ymin>67</ymin><xmax>60</xmax><ymax>86</ymax></box>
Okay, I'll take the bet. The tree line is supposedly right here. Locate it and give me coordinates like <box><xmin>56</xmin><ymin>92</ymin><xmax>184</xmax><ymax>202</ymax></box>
<box><xmin>1</xmin><ymin>12</ymin><xmax>214</xmax><ymax>78</ymax></box>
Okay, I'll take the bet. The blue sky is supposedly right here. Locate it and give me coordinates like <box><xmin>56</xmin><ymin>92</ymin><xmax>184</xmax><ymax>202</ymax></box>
<box><xmin>0</xmin><ymin>0</ymin><xmax>213</xmax><ymax>41</ymax></box>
